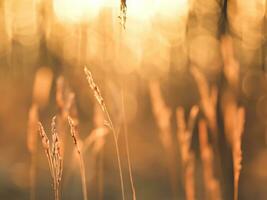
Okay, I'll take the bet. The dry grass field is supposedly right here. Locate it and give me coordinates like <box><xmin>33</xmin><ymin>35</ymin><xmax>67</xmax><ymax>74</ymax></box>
<box><xmin>1</xmin><ymin>0</ymin><xmax>267</xmax><ymax>199</ymax></box>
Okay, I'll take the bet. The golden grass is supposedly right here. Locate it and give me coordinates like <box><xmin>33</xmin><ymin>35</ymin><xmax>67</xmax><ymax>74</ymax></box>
<box><xmin>222</xmin><ymin>92</ymin><xmax>245</xmax><ymax>200</ymax></box>
<box><xmin>198</xmin><ymin>119</ymin><xmax>222</xmax><ymax>200</ymax></box>
<box><xmin>233</xmin><ymin>108</ymin><xmax>245</xmax><ymax>200</ymax></box>
<box><xmin>176</xmin><ymin>106</ymin><xmax>199</xmax><ymax>200</ymax></box>
<box><xmin>149</xmin><ymin>80</ymin><xmax>179</xmax><ymax>199</ymax></box>
<box><xmin>191</xmin><ymin>66</ymin><xmax>224</xmax><ymax>196</ymax></box>
<box><xmin>191</xmin><ymin>66</ymin><xmax>218</xmax><ymax>137</ymax></box>
<box><xmin>38</xmin><ymin>117</ymin><xmax>63</xmax><ymax>200</ymax></box>
<box><xmin>68</xmin><ymin>116</ymin><xmax>88</xmax><ymax>200</ymax></box>
<box><xmin>30</xmin><ymin>63</ymin><xmax>246</xmax><ymax>200</ymax></box>
<box><xmin>84</xmin><ymin>67</ymin><xmax>126</xmax><ymax>200</ymax></box>
<box><xmin>220</xmin><ymin>35</ymin><xmax>245</xmax><ymax>200</ymax></box>
<box><xmin>121</xmin><ymin>90</ymin><xmax>136</xmax><ymax>200</ymax></box>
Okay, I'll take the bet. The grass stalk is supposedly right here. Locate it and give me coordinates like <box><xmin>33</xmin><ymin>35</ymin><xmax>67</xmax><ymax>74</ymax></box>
<box><xmin>68</xmin><ymin>116</ymin><xmax>88</xmax><ymax>200</ymax></box>
<box><xmin>121</xmin><ymin>89</ymin><xmax>136</xmax><ymax>200</ymax></box>
<box><xmin>198</xmin><ymin>119</ymin><xmax>222</xmax><ymax>200</ymax></box>
<box><xmin>176</xmin><ymin>106</ymin><xmax>199</xmax><ymax>200</ymax></box>
<box><xmin>149</xmin><ymin>80</ymin><xmax>179</xmax><ymax>199</ymax></box>
<box><xmin>233</xmin><ymin>108</ymin><xmax>245</xmax><ymax>200</ymax></box>
<box><xmin>84</xmin><ymin>67</ymin><xmax>125</xmax><ymax>200</ymax></box>
<box><xmin>38</xmin><ymin>117</ymin><xmax>63</xmax><ymax>200</ymax></box>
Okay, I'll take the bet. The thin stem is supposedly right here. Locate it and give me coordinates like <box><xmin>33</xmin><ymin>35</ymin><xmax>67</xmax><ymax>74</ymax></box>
<box><xmin>44</xmin><ymin>149</ymin><xmax>55</xmax><ymax>184</ymax></box>
<box><xmin>68</xmin><ymin>117</ymin><xmax>88</xmax><ymax>200</ymax></box>
<box><xmin>234</xmin><ymin>161</ymin><xmax>238</xmax><ymax>200</ymax></box>
<box><xmin>78</xmin><ymin>152</ymin><xmax>88</xmax><ymax>200</ymax></box>
<box><xmin>52</xmin><ymin>156</ymin><xmax>59</xmax><ymax>200</ymax></box>
<box><xmin>55</xmin><ymin>183</ymin><xmax>59</xmax><ymax>200</ymax></box>
<box><xmin>103</xmin><ymin>105</ymin><xmax>125</xmax><ymax>200</ymax></box>
<box><xmin>121</xmin><ymin>90</ymin><xmax>136</xmax><ymax>200</ymax></box>
<box><xmin>84</xmin><ymin>67</ymin><xmax>125</xmax><ymax>200</ymax></box>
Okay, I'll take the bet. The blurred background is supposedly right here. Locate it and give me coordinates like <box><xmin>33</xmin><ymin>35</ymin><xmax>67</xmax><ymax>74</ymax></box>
<box><xmin>1</xmin><ymin>0</ymin><xmax>267</xmax><ymax>199</ymax></box>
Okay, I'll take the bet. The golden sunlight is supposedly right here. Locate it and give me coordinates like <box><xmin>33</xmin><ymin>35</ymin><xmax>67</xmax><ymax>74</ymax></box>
<box><xmin>2</xmin><ymin>0</ymin><xmax>267</xmax><ymax>200</ymax></box>
<box><xmin>53</xmin><ymin>0</ymin><xmax>106</xmax><ymax>23</ymax></box>
<box><xmin>155</xmin><ymin>0</ymin><xmax>189</xmax><ymax>18</ymax></box>
<box><xmin>126</xmin><ymin>0</ymin><xmax>189</xmax><ymax>20</ymax></box>
<box><xmin>127</xmin><ymin>0</ymin><xmax>157</xmax><ymax>20</ymax></box>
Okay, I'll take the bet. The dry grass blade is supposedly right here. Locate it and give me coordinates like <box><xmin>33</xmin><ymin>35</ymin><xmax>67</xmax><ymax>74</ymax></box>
<box><xmin>233</xmin><ymin>108</ymin><xmax>245</xmax><ymax>200</ymax></box>
<box><xmin>38</xmin><ymin>117</ymin><xmax>63</xmax><ymax>200</ymax></box>
<box><xmin>191</xmin><ymin>66</ymin><xmax>224</xmax><ymax>194</ymax></box>
<box><xmin>220</xmin><ymin>35</ymin><xmax>244</xmax><ymax>200</ymax></box>
<box><xmin>190</xmin><ymin>66</ymin><xmax>218</xmax><ymax>136</ymax></box>
<box><xmin>68</xmin><ymin>116</ymin><xmax>88</xmax><ymax>200</ymax></box>
<box><xmin>38</xmin><ymin>122</ymin><xmax>54</xmax><ymax>177</ymax></box>
<box><xmin>176</xmin><ymin>106</ymin><xmax>198</xmax><ymax>200</ymax></box>
<box><xmin>84</xmin><ymin>66</ymin><xmax>125</xmax><ymax>200</ymax></box>
<box><xmin>149</xmin><ymin>80</ymin><xmax>179</xmax><ymax>199</ymax></box>
<box><xmin>198</xmin><ymin>119</ymin><xmax>221</xmax><ymax>200</ymax></box>
<box><xmin>84</xmin><ymin>67</ymin><xmax>105</xmax><ymax>112</ymax></box>
<box><xmin>51</xmin><ymin>117</ymin><xmax>63</xmax><ymax>200</ymax></box>
<box><xmin>69</xmin><ymin>104</ymin><xmax>108</xmax><ymax>200</ymax></box>
<box><xmin>38</xmin><ymin>122</ymin><xmax>57</xmax><ymax>199</ymax></box>
<box><xmin>221</xmin><ymin>92</ymin><xmax>245</xmax><ymax>200</ymax></box>
<box><xmin>121</xmin><ymin>90</ymin><xmax>136</xmax><ymax>200</ymax></box>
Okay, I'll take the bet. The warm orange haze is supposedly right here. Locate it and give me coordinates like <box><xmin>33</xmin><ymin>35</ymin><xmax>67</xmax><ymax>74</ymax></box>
<box><xmin>0</xmin><ymin>0</ymin><xmax>267</xmax><ymax>199</ymax></box>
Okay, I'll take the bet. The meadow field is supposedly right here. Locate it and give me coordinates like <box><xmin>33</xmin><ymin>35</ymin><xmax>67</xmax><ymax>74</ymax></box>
<box><xmin>0</xmin><ymin>0</ymin><xmax>267</xmax><ymax>199</ymax></box>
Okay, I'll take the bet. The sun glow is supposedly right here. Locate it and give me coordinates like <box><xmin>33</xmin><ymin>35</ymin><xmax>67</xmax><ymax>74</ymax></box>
<box><xmin>127</xmin><ymin>0</ymin><xmax>158</xmax><ymax>20</ymax></box>
<box><xmin>53</xmin><ymin>0</ymin><xmax>106</xmax><ymax>23</ymax></box>
<box><xmin>155</xmin><ymin>0</ymin><xmax>189</xmax><ymax>18</ymax></box>
<box><xmin>53</xmin><ymin>0</ymin><xmax>189</xmax><ymax>23</ymax></box>
<box><xmin>126</xmin><ymin>0</ymin><xmax>189</xmax><ymax>20</ymax></box>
